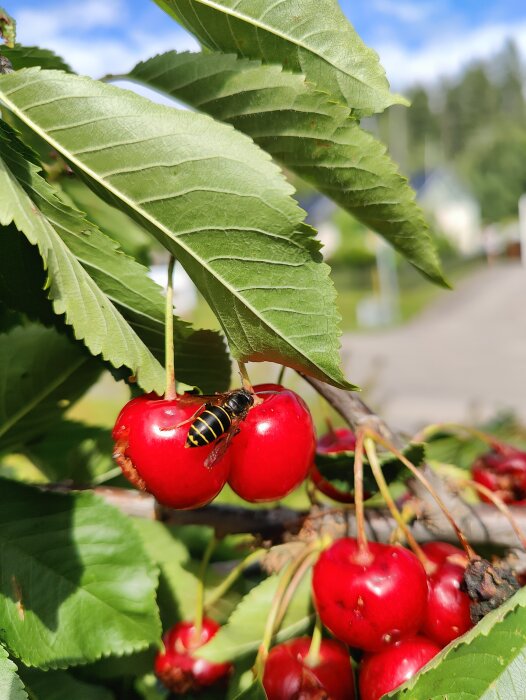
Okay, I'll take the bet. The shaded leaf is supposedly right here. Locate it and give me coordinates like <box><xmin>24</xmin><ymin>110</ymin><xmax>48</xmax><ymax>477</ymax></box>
<box><xmin>133</xmin><ymin>519</ymin><xmax>199</xmax><ymax>624</ymax></box>
<box><xmin>154</xmin><ymin>0</ymin><xmax>403</xmax><ymax>114</ymax></box>
<box><xmin>198</xmin><ymin>567</ymin><xmax>313</xmax><ymax>663</ymax></box>
<box><xmin>128</xmin><ymin>52</ymin><xmax>445</xmax><ymax>285</ymax></box>
<box><xmin>0</xmin><ymin>222</ymin><xmax>56</xmax><ymax>325</ymax></box>
<box><xmin>0</xmin><ymin>646</ymin><xmax>28</xmax><ymax>700</ymax></box>
<box><xmin>388</xmin><ymin>586</ymin><xmax>526</xmax><ymax>699</ymax></box>
<box><xmin>23</xmin><ymin>419</ymin><xmax>114</xmax><ymax>484</ymax></box>
<box><xmin>0</xmin><ymin>69</ymin><xmax>350</xmax><ymax>388</ymax></box>
<box><xmin>0</xmin><ymin>324</ymin><xmax>100</xmax><ymax>454</ymax></box>
<box><xmin>0</xmin><ymin>479</ymin><xmax>161</xmax><ymax>669</ymax></box>
<box><xmin>22</xmin><ymin>668</ymin><xmax>114</xmax><ymax>700</ymax></box>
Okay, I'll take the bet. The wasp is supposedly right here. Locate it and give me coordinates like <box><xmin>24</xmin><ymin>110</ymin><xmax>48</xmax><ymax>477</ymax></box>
<box><xmin>170</xmin><ymin>388</ymin><xmax>257</xmax><ymax>469</ymax></box>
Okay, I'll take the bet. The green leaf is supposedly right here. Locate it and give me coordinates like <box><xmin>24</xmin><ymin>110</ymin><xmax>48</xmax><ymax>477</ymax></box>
<box><xmin>127</xmin><ymin>52</ymin><xmax>446</xmax><ymax>286</ymax></box>
<box><xmin>133</xmin><ymin>519</ymin><xmax>199</xmax><ymax>623</ymax></box>
<box><xmin>233</xmin><ymin>679</ymin><xmax>267</xmax><ymax>700</ymax></box>
<box><xmin>154</xmin><ymin>0</ymin><xmax>403</xmax><ymax>114</ymax></box>
<box><xmin>387</xmin><ymin>586</ymin><xmax>526</xmax><ymax>699</ymax></box>
<box><xmin>58</xmin><ymin>177</ymin><xmax>150</xmax><ymax>261</ymax></box>
<box><xmin>198</xmin><ymin>566</ymin><xmax>313</xmax><ymax>663</ymax></box>
<box><xmin>0</xmin><ymin>69</ymin><xmax>351</xmax><ymax>389</ymax></box>
<box><xmin>1</xmin><ymin>45</ymin><xmax>71</xmax><ymax>72</ymax></box>
<box><xmin>425</xmin><ymin>432</ymin><xmax>488</xmax><ymax>470</ymax></box>
<box><xmin>0</xmin><ymin>646</ymin><xmax>28</xmax><ymax>700</ymax></box>
<box><xmin>23</xmin><ymin>420</ymin><xmax>115</xmax><ymax>484</ymax></box>
<box><xmin>0</xmin><ymin>324</ymin><xmax>100</xmax><ymax>454</ymax></box>
<box><xmin>315</xmin><ymin>443</ymin><xmax>426</xmax><ymax>493</ymax></box>
<box><xmin>0</xmin><ymin>478</ymin><xmax>161</xmax><ymax>669</ymax></box>
<box><xmin>21</xmin><ymin>668</ymin><xmax>114</xmax><ymax>700</ymax></box>
<box><xmin>0</xmin><ymin>119</ymin><xmax>231</xmax><ymax>393</ymax></box>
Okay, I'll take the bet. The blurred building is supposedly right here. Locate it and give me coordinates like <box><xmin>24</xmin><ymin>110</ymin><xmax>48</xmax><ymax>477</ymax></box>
<box><xmin>413</xmin><ymin>168</ymin><xmax>483</xmax><ymax>256</ymax></box>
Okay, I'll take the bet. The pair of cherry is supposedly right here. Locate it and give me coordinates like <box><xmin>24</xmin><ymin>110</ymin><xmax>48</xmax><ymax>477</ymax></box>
<box><xmin>112</xmin><ymin>383</ymin><xmax>315</xmax><ymax>508</ymax></box>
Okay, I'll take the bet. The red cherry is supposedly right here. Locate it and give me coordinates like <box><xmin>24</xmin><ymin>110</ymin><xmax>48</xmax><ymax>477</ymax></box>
<box><xmin>472</xmin><ymin>445</ymin><xmax>526</xmax><ymax>505</ymax></box>
<box><xmin>262</xmin><ymin>637</ymin><xmax>355</xmax><ymax>700</ymax></box>
<box><xmin>422</xmin><ymin>559</ymin><xmax>472</xmax><ymax>647</ymax></box>
<box><xmin>312</xmin><ymin>539</ymin><xmax>428</xmax><ymax>652</ymax></box>
<box><xmin>359</xmin><ymin>636</ymin><xmax>441</xmax><ymax>700</ymax></box>
<box><xmin>227</xmin><ymin>383</ymin><xmax>315</xmax><ymax>503</ymax></box>
<box><xmin>421</xmin><ymin>541</ymin><xmax>467</xmax><ymax>569</ymax></box>
<box><xmin>317</xmin><ymin>427</ymin><xmax>357</xmax><ymax>453</ymax></box>
<box><xmin>310</xmin><ymin>427</ymin><xmax>358</xmax><ymax>504</ymax></box>
<box><xmin>112</xmin><ymin>394</ymin><xmax>230</xmax><ymax>509</ymax></box>
<box><xmin>155</xmin><ymin>619</ymin><xmax>231</xmax><ymax>693</ymax></box>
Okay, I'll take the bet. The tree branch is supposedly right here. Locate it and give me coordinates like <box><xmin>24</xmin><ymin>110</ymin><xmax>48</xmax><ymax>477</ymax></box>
<box><xmin>92</xmin><ymin>486</ymin><xmax>526</xmax><ymax>549</ymax></box>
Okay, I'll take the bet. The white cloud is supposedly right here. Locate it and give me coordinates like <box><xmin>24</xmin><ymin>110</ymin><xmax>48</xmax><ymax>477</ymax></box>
<box><xmin>377</xmin><ymin>19</ymin><xmax>526</xmax><ymax>88</ymax></box>
<box><xmin>15</xmin><ymin>0</ymin><xmax>199</xmax><ymax>78</ymax></box>
<box><xmin>371</xmin><ymin>0</ymin><xmax>435</xmax><ymax>25</ymax></box>
<box><xmin>16</xmin><ymin>0</ymin><xmax>126</xmax><ymax>42</ymax></box>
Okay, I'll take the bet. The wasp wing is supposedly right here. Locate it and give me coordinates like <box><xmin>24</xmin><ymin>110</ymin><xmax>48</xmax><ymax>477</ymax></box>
<box><xmin>204</xmin><ymin>419</ymin><xmax>242</xmax><ymax>469</ymax></box>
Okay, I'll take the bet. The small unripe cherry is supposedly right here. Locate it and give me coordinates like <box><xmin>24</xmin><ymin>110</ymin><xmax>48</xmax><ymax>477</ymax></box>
<box><xmin>312</xmin><ymin>539</ymin><xmax>428</xmax><ymax>652</ymax></box>
<box><xmin>155</xmin><ymin>619</ymin><xmax>231</xmax><ymax>694</ymax></box>
<box><xmin>227</xmin><ymin>383</ymin><xmax>315</xmax><ymax>502</ymax></box>
<box><xmin>359</xmin><ymin>636</ymin><xmax>441</xmax><ymax>700</ymax></box>
<box><xmin>262</xmin><ymin>637</ymin><xmax>355</xmax><ymax>700</ymax></box>
<box><xmin>112</xmin><ymin>394</ymin><xmax>230</xmax><ymax>509</ymax></box>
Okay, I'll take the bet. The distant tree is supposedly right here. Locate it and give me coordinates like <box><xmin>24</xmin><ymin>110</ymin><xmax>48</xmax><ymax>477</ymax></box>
<box><xmin>492</xmin><ymin>40</ymin><xmax>525</xmax><ymax>122</ymax></box>
<box><xmin>467</xmin><ymin>128</ymin><xmax>526</xmax><ymax>222</ymax></box>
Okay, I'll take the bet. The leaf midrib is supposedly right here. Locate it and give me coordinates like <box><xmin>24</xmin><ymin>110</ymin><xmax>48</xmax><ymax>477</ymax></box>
<box><xmin>173</xmin><ymin>0</ymin><xmax>381</xmax><ymax>97</ymax></box>
<box><xmin>0</xmin><ymin>86</ymin><xmax>333</xmax><ymax>377</ymax></box>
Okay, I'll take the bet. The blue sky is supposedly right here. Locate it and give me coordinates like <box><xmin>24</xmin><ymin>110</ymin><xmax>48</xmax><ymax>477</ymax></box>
<box><xmin>7</xmin><ymin>0</ymin><xmax>526</xmax><ymax>88</ymax></box>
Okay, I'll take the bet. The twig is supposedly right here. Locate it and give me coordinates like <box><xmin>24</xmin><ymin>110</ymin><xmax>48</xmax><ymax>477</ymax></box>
<box><xmin>87</xmin><ymin>487</ymin><xmax>526</xmax><ymax>548</ymax></box>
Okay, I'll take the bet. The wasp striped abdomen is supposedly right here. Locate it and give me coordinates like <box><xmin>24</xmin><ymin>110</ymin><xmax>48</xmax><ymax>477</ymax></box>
<box><xmin>186</xmin><ymin>404</ymin><xmax>231</xmax><ymax>447</ymax></box>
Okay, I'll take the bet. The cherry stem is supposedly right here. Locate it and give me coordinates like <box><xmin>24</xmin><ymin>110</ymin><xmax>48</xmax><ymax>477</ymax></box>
<box><xmin>354</xmin><ymin>431</ymin><xmax>368</xmax><ymax>555</ymax></box>
<box><xmin>193</xmin><ymin>535</ymin><xmax>216</xmax><ymax>642</ymax></box>
<box><xmin>164</xmin><ymin>255</ymin><xmax>177</xmax><ymax>400</ymax></box>
<box><xmin>277</xmin><ymin>365</ymin><xmax>286</xmax><ymax>385</ymax></box>
<box><xmin>254</xmin><ymin>541</ymin><xmax>321</xmax><ymax>677</ymax></box>
<box><xmin>411</xmin><ymin>422</ymin><xmax>500</xmax><ymax>449</ymax></box>
<box><xmin>364</xmin><ymin>437</ymin><xmax>429</xmax><ymax>569</ymax></box>
<box><xmin>274</xmin><ymin>550</ymin><xmax>319</xmax><ymax>629</ymax></box>
<box><xmin>305</xmin><ymin>615</ymin><xmax>323</xmax><ymax>668</ymax></box>
<box><xmin>368</xmin><ymin>429</ymin><xmax>478</xmax><ymax>561</ymax></box>
<box><xmin>238</xmin><ymin>361</ymin><xmax>253</xmax><ymax>392</ymax></box>
<box><xmin>324</xmin><ymin>416</ymin><xmax>337</xmax><ymax>439</ymax></box>
<box><xmin>466</xmin><ymin>479</ymin><xmax>526</xmax><ymax>550</ymax></box>
<box><xmin>204</xmin><ymin>548</ymin><xmax>266</xmax><ymax>610</ymax></box>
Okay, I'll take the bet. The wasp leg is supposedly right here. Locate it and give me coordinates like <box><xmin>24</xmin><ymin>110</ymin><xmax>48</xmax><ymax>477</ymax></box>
<box><xmin>159</xmin><ymin>410</ymin><xmax>202</xmax><ymax>432</ymax></box>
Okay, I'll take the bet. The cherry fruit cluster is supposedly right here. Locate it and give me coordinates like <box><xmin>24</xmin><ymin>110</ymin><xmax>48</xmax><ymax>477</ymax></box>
<box><xmin>154</xmin><ymin>536</ymin><xmax>473</xmax><ymax>698</ymax></box>
<box><xmin>112</xmin><ymin>383</ymin><xmax>316</xmax><ymax>509</ymax></box>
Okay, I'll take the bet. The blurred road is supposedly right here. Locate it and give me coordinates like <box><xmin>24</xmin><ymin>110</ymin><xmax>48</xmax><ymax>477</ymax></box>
<box><xmin>341</xmin><ymin>262</ymin><xmax>526</xmax><ymax>431</ymax></box>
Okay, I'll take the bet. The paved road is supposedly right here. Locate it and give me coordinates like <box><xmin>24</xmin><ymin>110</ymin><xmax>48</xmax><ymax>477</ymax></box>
<box><xmin>341</xmin><ymin>262</ymin><xmax>526</xmax><ymax>431</ymax></box>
